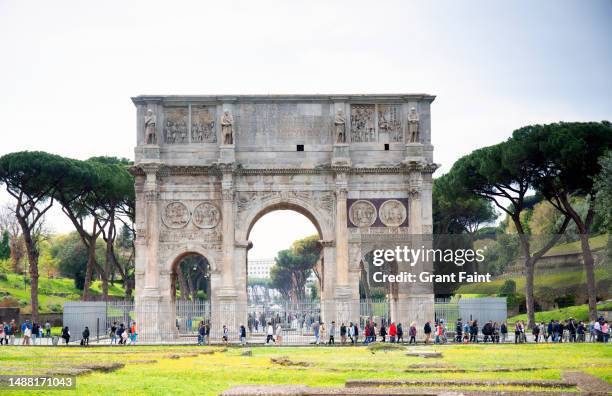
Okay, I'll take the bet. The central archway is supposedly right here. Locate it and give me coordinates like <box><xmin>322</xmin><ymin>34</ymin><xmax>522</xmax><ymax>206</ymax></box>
<box><xmin>241</xmin><ymin>202</ymin><xmax>327</xmax><ymax>344</ymax></box>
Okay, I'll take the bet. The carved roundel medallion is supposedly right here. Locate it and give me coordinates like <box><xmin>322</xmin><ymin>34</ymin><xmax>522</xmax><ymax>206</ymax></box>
<box><xmin>192</xmin><ymin>202</ymin><xmax>221</xmax><ymax>229</ymax></box>
<box><xmin>379</xmin><ymin>199</ymin><xmax>407</xmax><ymax>227</ymax></box>
<box><xmin>349</xmin><ymin>200</ymin><xmax>377</xmax><ymax>227</ymax></box>
<box><xmin>162</xmin><ymin>201</ymin><xmax>191</xmax><ymax>228</ymax></box>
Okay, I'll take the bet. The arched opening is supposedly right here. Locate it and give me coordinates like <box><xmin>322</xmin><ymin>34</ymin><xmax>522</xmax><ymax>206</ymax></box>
<box><xmin>171</xmin><ymin>253</ymin><xmax>211</xmax><ymax>301</ymax></box>
<box><xmin>170</xmin><ymin>252</ymin><xmax>212</xmax><ymax>335</ymax></box>
<box><xmin>245</xmin><ymin>205</ymin><xmax>323</xmax><ymax>338</ymax></box>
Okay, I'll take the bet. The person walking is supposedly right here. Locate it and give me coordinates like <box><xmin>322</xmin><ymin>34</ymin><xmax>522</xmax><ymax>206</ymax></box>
<box><xmin>45</xmin><ymin>321</ymin><xmax>51</xmax><ymax>338</ymax></box>
<box><xmin>397</xmin><ymin>323</ymin><xmax>404</xmax><ymax>343</ymax></box>
<box><xmin>0</xmin><ymin>322</ymin><xmax>5</xmax><ymax>345</ymax></box>
<box><xmin>110</xmin><ymin>322</ymin><xmax>117</xmax><ymax>345</ymax></box>
<box><xmin>266</xmin><ymin>322</ymin><xmax>275</xmax><ymax>344</ymax></box>
<box><xmin>31</xmin><ymin>322</ymin><xmax>39</xmax><ymax>345</ymax></box>
<box><xmin>275</xmin><ymin>323</ymin><xmax>283</xmax><ymax>345</ymax></box>
<box><xmin>61</xmin><ymin>326</ymin><xmax>70</xmax><ymax>345</ymax></box>
<box><xmin>500</xmin><ymin>322</ymin><xmax>508</xmax><ymax>343</ymax></box>
<box><xmin>222</xmin><ymin>325</ymin><xmax>229</xmax><ymax>345</ymax></box>
<box><xmin>340</xmin><ymin>323</ymin><xmax>347</xmax><ymax>344</ymax></box>
<box><xmin>130</xmin><ymin>322</ymin><xmax>137</xmax><ymax>344</ymax></box>
<box><xmin>577</xmin><ymin>321</ymin><xmax>586</xmax><ymax>342</ymax></box>
<box><xmin>198</xmin><ymin>322</ymin><xmax>205</xmax><ymax>345</ymax></box>
<box><xmin>117</xmin><ymin>323</ymin><xmax>125</xmax><ymax>345</ymax></box>
<box><xmin>7</xmin><ymin>320</ymin><xmax>15</xmax><ymax>345</ymax></box>
<box><xmin>389</xmin><ymin>322</ymin><xmax>397</xmax><ymax>343</ymax></box>
<box><xmin>455</xmin><ymin>318</ymin><xmax>463</xmax><ymax>343</ymax></box>
<box><xmin>239</xmin><ymin>324</ymin><xmax>247</xmax><ymax>346</ymax></box>
<box><xmin>470</xmin><ymin>320</ymin><xmax>479</xmax><ymax>343</ymax></box>
<box><xmin>409</xmin><ymin>322</ymin><xmax>417</xmax><ymax>344</ymax></box>
<box><xmin>353</xmin><ymin>322</ymin><xmax>359</xmax><ymax>344</ymax></box>
<box><xmin>424</xmin><ymin>320</ymin><xmax>432</xmax><ymax>344</ymax></box>
<box><xmin>81</xmin><ymin>326</ymin><xmax>90</xmax><ymax>346</ymax></box>
<box><xmin>533</xmin><ymin>322</ymin><xmax>541</xmax><ymax>342</ymax></box>
<box><xmin>312</xmin><ymin>320</ymin><xmax>320</xmax><ymax>345</ymax></box>
<box><xmin>348</xmin><ymin>322</ymin><xmax>354</xmax><ymax>344</ymax></box>
<box><xmin>328</xmin><ymin>321</ymin><xmax>336</xmax><ymax>345</ymax></box>
<box><xmin>21</xmin><ymin>320</ymin><xmax>32</xmax><ymax>345</ymax></box>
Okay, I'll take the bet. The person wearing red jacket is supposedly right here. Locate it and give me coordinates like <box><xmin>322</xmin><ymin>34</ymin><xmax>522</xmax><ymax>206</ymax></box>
<box><xmin>389</xmin><ymin>322</ymin><xmax>397</xmax><ymax>343</ymax></box>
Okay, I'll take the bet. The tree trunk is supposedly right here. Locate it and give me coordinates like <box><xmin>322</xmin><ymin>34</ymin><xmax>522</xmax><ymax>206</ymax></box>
<box><xmin>17</xmin><ymin>222</ymin><xmax>39</xmax><ymax>323</ymax></box>
<box><xmin>176</xmin><ymin>267</ymin><xmax>189</xmax><ymax>301</ymax></box>
<box><xmin>579</xmin><ymin>232</ymin><xmax>598</xmax><ymax>320</ymax></box>
<box><xmin>82</xmin><ymin>240</ymin><xmax>97</xmax><ymax>301</ymax></box>
<box><xmin>524</xmin><ymin>257</ymin><xmax>535</xmax><ymax>327</ymax></box>
<box><xmin>560</xmin><ymin>195</ymin><xmax>597</xmax><ymax>320</ymax></box>
<box><xmin>101</xmin><ymin>264</ymin><xmax>109</xmax><ymax>301</ymax></box>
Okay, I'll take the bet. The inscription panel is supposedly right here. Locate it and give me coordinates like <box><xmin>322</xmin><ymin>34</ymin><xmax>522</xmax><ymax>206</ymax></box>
<box><xmin>234</xmin><ymin>102</ymin><xmax>333</xmax><ymax>145</ymax></box>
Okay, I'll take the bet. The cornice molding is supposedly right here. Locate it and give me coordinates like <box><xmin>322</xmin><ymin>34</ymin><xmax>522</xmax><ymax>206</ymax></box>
<box><xmin>130</xmin><ymin>162</ymin><xmax>440</xmax><ymax>176</ymax></box>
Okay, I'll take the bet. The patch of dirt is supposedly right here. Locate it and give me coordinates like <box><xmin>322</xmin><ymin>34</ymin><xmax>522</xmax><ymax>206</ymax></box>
<box><xmin>345</xmin><ymin>379</ymin><xmax>574</xmax><ymax>389</ymax></box>
<box><xmin>270</xmin><ymin>356</ymin><xmax>312</xmax><ymax>367</ymax></box>
<box><xmin>128</xmin><ymin>359</ymin><xmax>158</xmax><ymax>364</ymax></box>
<box><xmin>405</xmin><ymin>351</ymin><xmax>443</xmax><ymax>358</ymax></box>
<box><xmin>562</xmin><ymin>371</ymin><xmax>612</xmax><ymax>393</ymax></box>
<box><xmin>81</xmin><ymin>362</ymin><xmax>126</xmax><ymax>372</ymax></box>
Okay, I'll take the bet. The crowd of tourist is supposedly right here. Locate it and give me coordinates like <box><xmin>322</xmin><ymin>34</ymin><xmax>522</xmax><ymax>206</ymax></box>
<box><xmin>0</xmin><ymin>315</ymin><xmax>609</xmax><ymax>346</ymax></box>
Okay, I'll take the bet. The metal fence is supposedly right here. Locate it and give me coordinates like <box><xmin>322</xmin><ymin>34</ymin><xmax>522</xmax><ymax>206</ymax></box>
<box><xmin>63</xmin><ymin>298</ymin><xmax>479</xmax><ymax>344</ymax></box>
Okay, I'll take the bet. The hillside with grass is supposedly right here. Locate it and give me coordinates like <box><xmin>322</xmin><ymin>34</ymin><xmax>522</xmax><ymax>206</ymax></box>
<box><xmin>458</xmin><ymin>234</ymin><xmax>611</xmax><ymax>313</ymax></box>
<box><xmin>0</xmin><ymin>272</ymin><xmax>125</xmax><ymax>313</ymax></box>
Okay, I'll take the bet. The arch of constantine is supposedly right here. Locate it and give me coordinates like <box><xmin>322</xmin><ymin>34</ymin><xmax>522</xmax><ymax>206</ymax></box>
<box><xmin>131</xmin><ymin>94</ymin><xmax>438</xmax><ymax>341</ymax></box>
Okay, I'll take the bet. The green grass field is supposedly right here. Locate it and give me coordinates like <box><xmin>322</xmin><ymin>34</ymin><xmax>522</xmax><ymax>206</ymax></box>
<box><xmin>0</xmin><ymin>344</ymin><xmax>609</xmax><ymax>395</ymax></box>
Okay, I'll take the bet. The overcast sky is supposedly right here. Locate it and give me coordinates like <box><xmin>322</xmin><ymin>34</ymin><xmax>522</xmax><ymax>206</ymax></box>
<box><xmin>1</xmin><ymin>0</ymin><xmax>611</xmax><ymax>259</ymax></box>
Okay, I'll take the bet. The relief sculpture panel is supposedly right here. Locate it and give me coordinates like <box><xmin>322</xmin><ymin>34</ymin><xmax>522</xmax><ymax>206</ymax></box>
<box><xmin>191</xmin><ymin>106</ymin><xmax>216</xmax><ymax>143</ymax></box>
<box><xmin>377</xmin><ymin>104</ymin><xmax>403</xmax><ymax>142</ymax></box>
<box><xmin>349</xmin><ymin>200</ymin><xmax>377</xmax><ymax>227</ymax></box>
<box><xmin>162</xmin><ymin>201</ymin><xmax>190</xmax><ymax>228</ymax></box>
<box><xmin>193</xmin><ymin>202</ymin><xmax>221</xmax><ymax>229</ymax></box>
<box><xmin>379</xmin><ymin>199</ymin><xmax>407</xmax><ymax>227</ymax></box>
<box><xmin>164</xmin><ymin>107</ymin><xmax>189</xmax><ymax>144</ymax></box>
<box><xmin>350</xmin><ymin>104</ymin><xmax>376</xmax><ymax>142</ymax></box>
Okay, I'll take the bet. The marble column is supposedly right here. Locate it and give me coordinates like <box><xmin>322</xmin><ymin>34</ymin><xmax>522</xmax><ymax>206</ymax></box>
<box><xmin>220</xmin><ymin>168</ymin><xmax>236</xmax><ymax>290</ymax></box>
<box><xmin>142</xmin><ymin>164</ymin><xmax>161</xmax><ymax>293</ymax></box>
<box><xmin>137</xmin><ymin>163</ymin><xmax>168</xmax><ymax>341</ymax></box>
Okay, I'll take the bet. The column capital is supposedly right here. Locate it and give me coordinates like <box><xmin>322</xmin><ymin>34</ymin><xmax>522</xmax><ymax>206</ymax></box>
<box><xmin>318</xmin><ymin>239</ymin><xmax>335</xmax><ymax>248</ymax></box>
<box><xmin>144</xmin><ymin>190</ymin><xmax>160</xmax><ymax>202</ymax></box>
<box><xmin>222</xmin><ymin>188</ymin><xmax>234</xmax><ymax>201</ymax></box>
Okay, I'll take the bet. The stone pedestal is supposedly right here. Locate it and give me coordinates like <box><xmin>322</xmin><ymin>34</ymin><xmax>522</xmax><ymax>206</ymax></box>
<box><xmin>396</xmin><ymin>294</ymin><xmax>435</xmax><ymax>339</ymax></box>
<box><xmin>135</xmin><ymin>144</ymin><xmax>160</xmax><ymax>163</ymax></box>
<box><xmin>332</xmin><ymin>143</ymin><xmax>351</xmax><ymax>167</ymax></box>
<box><xmin>211</xmin><ymin>288</ymin><xmax>244</xmax><ymax>341</ymax></box>
<box><xmin>219</xmin><ymin>144</ymin><xmax>236</xmax><ymax>163</ymax></box>
<box><xmin>136</xmin><ymin>294</ymin><xmax>177</xmax><ymax>342</ymax></box>
<box><xmin>403</xmin><ymin>143</ymin><xmax>424</xmax><ymax>164</ymax></box>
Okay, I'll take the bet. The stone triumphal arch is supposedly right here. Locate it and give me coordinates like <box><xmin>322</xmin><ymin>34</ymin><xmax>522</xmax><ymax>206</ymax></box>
<box><xmin>131</xmin><ymin>94</ymin><xmax>438</xmax><ymax>341</ymax></box>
